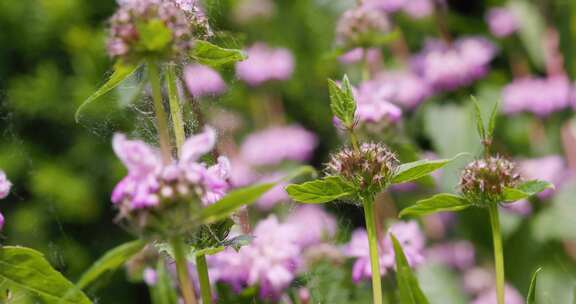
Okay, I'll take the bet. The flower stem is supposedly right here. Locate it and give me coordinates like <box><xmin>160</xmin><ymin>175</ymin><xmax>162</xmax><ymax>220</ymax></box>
<box><xmin>363</xmin><ymin>198</ymin><xmax>383</xmax><ymax>304</ymax></box>
<box><xmin>147</xmin><ymin>60</ymin><xmax>172</xmax><ymax>164</ymax></box>
<box><xmin>196</xmin><ymin>254</ymin><xmax>213</xmax><ymax>304</ymax></box>
<box><xmin>166</xmin><ymin>63</ymin><xmax>186</xmax><ymax>155</ymax></box>
<box><xmin>488</xmin><ymin>204</ymin><xmax>505</xmax><ymax>304</ymax></box>
<box><xmin>171</xmin><ymin>237</ymin><xmax>198</xmax><ymax>304</ymax></box>
<box><xmin>349</xmin><ymin>130</ymin><xmax>360</xmax><ymax>152</ymax></box>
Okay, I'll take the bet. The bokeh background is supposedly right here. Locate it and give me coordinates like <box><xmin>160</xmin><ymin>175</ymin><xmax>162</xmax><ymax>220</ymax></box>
<box><xmin>1</xmin><ymin>0</ymin><xmax>576</xmax><ymax>303</ymax></box>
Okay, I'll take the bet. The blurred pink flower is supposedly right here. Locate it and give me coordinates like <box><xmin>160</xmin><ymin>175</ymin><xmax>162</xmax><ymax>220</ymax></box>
<box><xmin>472</xmin><ymin>285</ymin><xmax>524</xmax><ymax>304</ymax></box>
<box><xmin>426</xmin><ymin>240</ymin><xmax>476</xmax><ymax>270</ymax></box>
<box><xmin>239</xmin><ymin>125</ymin><xmax>317</xmax><ymax>166</ymax></box>
<box><xmin>355</xmin><ymin>80</ymin><xmax>403</xmax><ymax>123</ymax></box>
<box><xmin>143</xmin><ymin>268</ymin><xmax>157</xmax><ymax>286</ymax></box>
<box><xmin>486</xmin><ymin>7</ymin><xmax>519</xmax><ymax>38</ymax></box>
<box><xmin>502</xmin><ymin>76</ymin><xmax>574</xmax><ymax>117</ymax></box>
<box><xmin>412</xmin><ymin>37</ymin><xmax>496</xmax><ymax>91</ymax></box>
<box><xmin>345</xmin><ymin>220</ymin><xmax>426</xmax><ymax>282</ymax></box>
<box><xmin>338</xmin><ymin>48</ymin><xmax>381</xmax><ymax>65</ymax></box>
<box><xmin>364</xmin><ymin>0</ymin><xmax>433</xmax><ymax>18</ymax></box>
<box><xmin>285</xmin><ymin>205</ymin><xmax>337</xmax><ymax>247</ymax></box>
<box><xmin>184</xmin><ymin>64</ymin><xmax>227</xmax><ymax>98</ymax></box>
<box><xmin>0</xmin><ymin>170</ymin><xmax>11</xmax><ymax>200</ymax></box>
<box><xmin>236</xmin><ymin>43</ymin><xmax>294</xmax><ymax>86</ymax></box>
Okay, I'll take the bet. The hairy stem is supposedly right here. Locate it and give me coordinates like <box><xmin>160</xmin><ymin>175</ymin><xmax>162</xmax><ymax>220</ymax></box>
<box><xmin>349</xmin><ymin>130</ymin><xmax>360</xmax><ymax>152</ymax></box>
<box><xmin>166</xmin><ymin>63</ymin><xmax>186</xmax><ymax>154</ymax></box>
<box><xmin>171</xmin><ymin>237</ymin><xmax>198</xmax><ymax>304</ymax></box>
<box><xmin>147</xmin><ymin>60</ymin><xmax>172</xmax><ymax>164</ymax></box>
<box><xmin>363</xmin><ymin>198</ymin><xmax>383</xmax><ymax>304</ymax></box>
<box><xmin>488</xmin><ymin>204</ymin><xmax>505</xmax><ymax>304</ymax></box>
<box><xmin>196</xmin><ymin>254</ymin><xmax>213</xmax><ymax>304</ymax></box>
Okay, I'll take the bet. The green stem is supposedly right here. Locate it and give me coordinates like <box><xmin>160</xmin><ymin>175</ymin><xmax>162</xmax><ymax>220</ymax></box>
<box><xmin>147</xmin><ymin>60</ymin><xmax>172</xmax><ymax>164</ymax></box>
<box><xmin>171</xmin><ymin>237</ymin><xmax>198</xmax><ymax>304</ymax></box>
<box><xmin>196</xmin><ymin>254</ymin><xmax>212</xmax><ymax>304</ymax></box>
<box><xmin>488</xmin><ymin>204</ymin><xmax>505</xmax><ymax>304</ymax></box>
<box><xmin>349</xmin><ymin>130</ymin><xmax>360</xmax><ymax>152</ymax></box>
<box><xmin>166</xmin><ymin>63</ymin><xmax>186</xmax><ymax>154</ymax></box>
<box><xmin>363</xmin><ymin>198</ymin><xmax>383</xmax><ymax>304</ymax></box>
<box><xmin>361</xmin><ymin>49</ymin><xmax>370</xmax><ymax>82</ymax></box>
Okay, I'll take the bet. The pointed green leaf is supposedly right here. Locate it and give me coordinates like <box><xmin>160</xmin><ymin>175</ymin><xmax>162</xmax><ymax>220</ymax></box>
<box><xmin>150</xmin><ymin>260</ymin><xmax>178</xmax><ymax>304</ymax></box>
<box><xmin>399</xmin><ymin>194</ymin><xmax>470</xmax><ymax>218</ymax></box>
<box><xmin>77</xmin><ymin>240</ymin><xmax>146</xmax><ymax>289</ymax></box>
<box><xmin>527</xmin><ymin>267</ymin><xmax>542</xmax><ymax>304</ymax></box>
<box><xmin>392</xmin><ymin>153</ymin><xmax>466</xmax><ymax>184</ymax></box>
<box><xmin>198</xmin><ymin>183</ymin><xmax>275</xmax><ymax>224</ymax></box>
<box><xmin>0</xmin><ymin>246</ymin><xmax>92</xmax><ymax>304</ymax></box>
<box><xmin>286</xmin><ymin>176</ymin><xmax>355</xmax><ymax>204</ymax></box>
<box><xmin>391</xmin><ymin>235</ymin><xmax>430</xmax><ymax>304</ymax></box>
<box><xmin>471</xmin><ymin>96</ymin><xmax>486</xmax><ymax>141</ymax></box>
<box><xmin>75</xmin><ymin>62</ymin><xmax>140</xmax><ymax>122</ymax></box>
<box><xmin>487</xmin><ymin>100</ymin><xmax>499</xmax><ymax>139</ymax></box>
<box><xmin>328</xmin><ymin>75</ymin><xmax>357</xmax><ymax>127</ymax></box>
<box><xmin>503</xmin><ymin>180</ymin><xmax>555</xmax><ymax>202</ymax></box>
<box><xmin>190</xmin><ymin>40</ymin><xmax>247</xmax><ymax>68</ymax></box>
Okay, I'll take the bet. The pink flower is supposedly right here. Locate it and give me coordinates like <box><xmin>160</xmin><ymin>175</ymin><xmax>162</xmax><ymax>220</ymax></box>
<box><xmin>364</xmin><ymin>0</ymin><xmax>433</xmax><ymax>18</ymax></box>
<box><xmin>486</xmin><ymin>7</ymin><xmax>519</xmax><ymax>38</ymax></box>
<box><xmin>143</xmin><ymin>268</ymin><xmax>157</xmax><ymax>286</ymax></box>
<box><xmin>426</xmin><ymin>241</ymin><xmax>476</xmax><ymax>270</ymax></box>
<box><xmin>184</xmin><ymin>64</ymin><xmax>227</xmax><ymax>98</ymax></box>
<box><xmin>355</xmin><ymin>80</ymin><xmax>403</xmax><ymax>123</ymax></box>
<box><xmin>285</xmin><ymin>205</ymin><xmax>337</xmax><ymax>247</ymax></box>
<box><xmin>345</xmin><ymin>221</ymin><xmax>426</xmax><ymax>282</ymax></box>
<box><xmin>0</xmin><ymin>170</ymin><xmax>11</xmax><ymax>200</ymax></box>
<box><xmin>239</xmin><ymin>125</ymin><xmax>317</xmax><ymax>166</ymax></box>
<box><xmin>338</xmin><ymin>47</ymin><xmax>381</xmax><ymax>65</ymax></box>
<box><xmin>412</xmin><ymin>37</ymin><xmax>496</xmax><ymax>91</ymax></box>
<box><xmin>471</xmin><ymin>285</ymin><xmax>524</xmax><ymax>304</ymax></box>
<box><xmin>502</xmin><ymin>76</ymin><xmax>574</xmax><ymax>117</ymax></box>
<box><xmin>236</xmin><ymin>43</ymin><xmax>294</xmax><ymax>86</ymax></box>
<box><xmin>111</xmin><ymin>127</ymin><xmax>230</xmax><ymax>209</ymax></box>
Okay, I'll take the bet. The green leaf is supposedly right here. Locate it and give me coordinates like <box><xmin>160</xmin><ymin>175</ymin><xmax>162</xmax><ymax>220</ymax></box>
<box><xmin>328</xmin><ymin>75</ymin><xmax>356</xmax><ymax>127</ymax></box>
<box><xmin>75</xmin><ymin>62</ymin><xmax>140</xmax><ymax>122</ymax></box>
<box><xmin>137</xmin><ymin>19</ymin><xmax>173</xmax><ymax>52</ymax></box>
<box><xmin>392</xmin><ymin>153</ymin><xmax>466</xmax><ymax>184</ymax></box>
<box><xmin>471</xmin><ymin>96</ymin><xmax>485</xmax><ymax>141</ymax></box>
<box><xmin>198</xmin><ymin>183</ymin><xmax>275</xmax><ymax>224</ymax></box>
<box><xmin>487</xmin><ymin>99</ymin><xmax>499</xmax><ymax>139</ymax></box>
<box><xmin>527</xmin><ymin>267</ymin><xmax>542</xmax><ymax>304</ymax></box>
<box><xmin>0</xmin><ymin>246</ymin><xmax>92</xmax><ymax>304</ymax></box>
<box><xmin>286</xmin><ymin>176</ymin><xmax>355</xmax><ymax>204</ymax></box>
<box><xmin>190</xmin><ymin>40</ymin><xmax>247</xmax><ymax>68</ymax></box>
<box><xmin>150</xmin><ymin>260</ymin><xmax>178</xmax><ymax>304</ymax></box>
<box><xmin>503</xmin><ymin>180</ymin><xmax>555</xmax><ymax>202</ymax></box>
<box><xmin>77</xmin><ymin>240</ymin><xmax>146</xmax><ymax>290</ymax></box>
<box><xmin>399</xmin><ymin>194</ymin><xmax>470</xmax><ymax>218</ymax></box>
<box><xmin>391</xmin><ymin>235</ymin><xmax>430</xmax><ymax>304</ymax></box>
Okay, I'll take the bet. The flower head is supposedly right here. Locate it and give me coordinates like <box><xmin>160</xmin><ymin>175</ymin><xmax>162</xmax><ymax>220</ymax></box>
<box><xmin>111</xmin><ymin>127</ymin><xmax>230</xmax><ymax>233</ymax></box>
<box><xmin>327</xmin><ymin>143</ymin><xmax>399</xmax><ymax>194</ymax></box>
<box><xmin>459</xmin><ymin>156</ymin><xmax>521</xmax><ymax>206</ymax></box>
<box><xmin>502</xmin><ymin>76</ymin><xmax>574</xmax><ymax>117</ymax></box>
<box><xmin>335</xmin><ymin>6</ymin><xmax>390</xmax><ymax>47</ymax></box>
<box><xmin>486</xmin><ymin>7</ymin><xmax>519</xmax><ymax>38</ymax></box>
<box><xmin>184</xmin><ymin>64</ymin><xmax>227</xmax><ymax>98</ymax></box>
<box><xmin>107</xmin><ymin>0</ymin><xmax>211</xmax><ymax>61</ymax></box>
<box><xmin>236</xmin><ymin>43</ymin><xmax>294</xmax><ymax>86</ymax></box>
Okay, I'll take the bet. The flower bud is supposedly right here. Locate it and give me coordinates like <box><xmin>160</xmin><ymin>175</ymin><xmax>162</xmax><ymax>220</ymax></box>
<box><xmin>107</xmin><ymin>0</ymin><xmax>211</xmax><ymax>62</ymax></box>
<box><xmin>327</xmin><ymin>143</ymin><xmax>398</xmax><ymax>195</ymax></box>
<box><xmin>459</xmin><ymin>156</ymin><xmax>521</xmax><ymax>206</ymax></box>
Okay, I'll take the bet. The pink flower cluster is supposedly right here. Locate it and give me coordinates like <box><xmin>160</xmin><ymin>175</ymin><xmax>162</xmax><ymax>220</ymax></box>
<box><xmin>486</xmin><ymin>7</ymin><xmax>519</xmax><ymax>38</ymax></box>
<box><xmin>412</xmin><ymin>37</ymin><xmax>497</xmax><ymax>91</ymax></box>
<box><xmin>184</xmin><ymin>64</ymin><xmax>227</xmax><ymax>98</ymax></box>
<box><xmin>464</xmin><ymin>267</ymin><xmax>524</xmax><ymax>304</ymax></box>
<box><xmin>0</xmin><ymin>170</ymin><xmax>11</xmax><ymax>230</ymax></box>
<box><xmin>502</xmin><ymin>76</ymin><xmax>574</xmax><ymax>117</ymax></box>
<box><xmin>111</xmin><ymin>127</ymin><xmax>230</xmax><ymax>210</ymax></box>
<box><xmin>236</xmin><ymin>43</ymin><xmax>294</xmax><ymax>86</ymax></box>
<box><xmin>426</xmin><ymin>240</ymin><xmax>476</xmax><ymax>270</ymax></box>
<box><xmin>108</xmin><ymin>0</ymin><xmax>210</xmax><ymax>60</ymax></box>
<box><xmin>344</xmin><ymin>221</ymin><xmax>426</xmax><ymax>282</ymax></box>
<box><xmin>208</xmin><ymin>206</ymin><xmax>336</xmax><ymax>299</ymax></box>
